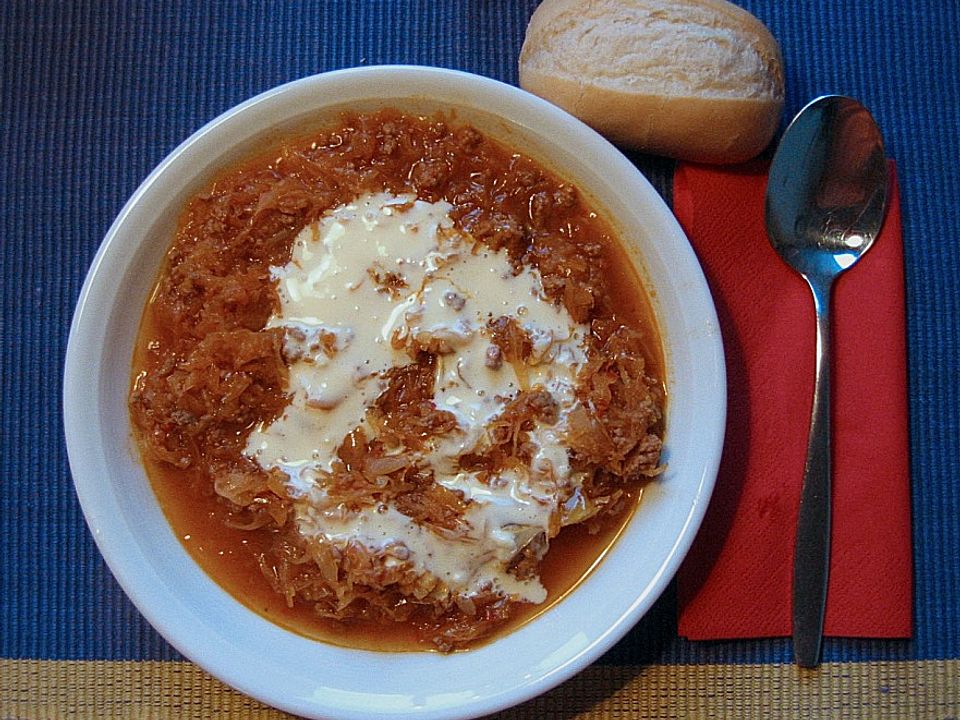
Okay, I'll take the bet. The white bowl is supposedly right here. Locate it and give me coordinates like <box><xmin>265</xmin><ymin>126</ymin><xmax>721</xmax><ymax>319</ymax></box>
<box><xmin>64</xmin><ymin>66</ymin><xmax>725</xmax><ymax>720</ymax></box>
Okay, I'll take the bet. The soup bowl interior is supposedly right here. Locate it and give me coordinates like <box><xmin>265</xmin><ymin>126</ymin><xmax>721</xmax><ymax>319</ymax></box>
<box><xmin>64</xmin><ymin>66</ymin><xmax>725</xmax><ymax>720</ymax></box>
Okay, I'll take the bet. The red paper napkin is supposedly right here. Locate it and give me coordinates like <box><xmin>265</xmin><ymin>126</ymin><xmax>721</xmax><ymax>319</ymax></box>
<box><xmin>673</xmin><ymin>159</ymin><xmax>912</xmax><ymax>640</ymax></box>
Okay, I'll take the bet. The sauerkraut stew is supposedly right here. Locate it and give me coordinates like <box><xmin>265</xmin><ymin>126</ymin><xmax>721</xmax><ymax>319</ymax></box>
<box><xmin>130</xmin><ymin>110</ymin><xmax>664</xmax><ymax>651</ymax></box>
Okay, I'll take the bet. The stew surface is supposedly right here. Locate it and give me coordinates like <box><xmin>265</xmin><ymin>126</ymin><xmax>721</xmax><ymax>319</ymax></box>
<box><xmin>130</xmin><ymin>110</ymin><xmax>665</xmax><ymax>651</ymax></box>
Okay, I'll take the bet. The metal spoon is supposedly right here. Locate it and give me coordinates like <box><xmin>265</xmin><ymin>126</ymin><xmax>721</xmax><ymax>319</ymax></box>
<box><xmin>765</xmin><ymin>95</ymin><xmax>888</xmax><ymax>668</ymax></box>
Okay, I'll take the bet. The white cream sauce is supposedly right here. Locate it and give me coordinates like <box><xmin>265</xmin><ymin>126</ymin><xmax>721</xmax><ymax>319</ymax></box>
<box><xmin>244</xmin><ymin>192</ymin><xmax>590</xmax><ymax>603</ymax></box>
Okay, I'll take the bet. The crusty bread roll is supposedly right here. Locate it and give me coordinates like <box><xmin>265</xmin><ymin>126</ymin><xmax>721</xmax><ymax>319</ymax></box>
<box><xmin>519</xmin><ymin>0</ymin><xmax>785</xmax><ymax>163</ymax></box>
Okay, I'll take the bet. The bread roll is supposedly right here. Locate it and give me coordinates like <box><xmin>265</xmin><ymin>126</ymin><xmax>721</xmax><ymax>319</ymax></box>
<box><xmin>519</xmin><ymin>0</ymin><xmax>785</xmax><ymax>163</ymax></box>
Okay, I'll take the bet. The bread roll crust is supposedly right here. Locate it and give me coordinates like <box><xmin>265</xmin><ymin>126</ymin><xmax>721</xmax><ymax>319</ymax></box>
<box><xmin>519</xmin><ymin>0</ymin><xmax>785</xmax><ymax>163</ymax></box>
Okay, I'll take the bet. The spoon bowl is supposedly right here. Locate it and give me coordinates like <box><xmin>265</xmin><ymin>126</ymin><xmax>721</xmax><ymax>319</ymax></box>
<box><xmin>764</xmin><ymin>95</ymin><xmax>888</xmax><ymax>668</ymax></box>
<box><xmin>767</xmin><ymin>96</ymin><xmax>887</xmax><ymax>277</ymax></box>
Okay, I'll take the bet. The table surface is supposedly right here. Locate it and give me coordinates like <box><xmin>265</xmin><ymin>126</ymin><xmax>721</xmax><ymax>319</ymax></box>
<box><xmin>2</xmin><ymin>1</ymin><xmax>958</xmax><ymax>717</ymax></box>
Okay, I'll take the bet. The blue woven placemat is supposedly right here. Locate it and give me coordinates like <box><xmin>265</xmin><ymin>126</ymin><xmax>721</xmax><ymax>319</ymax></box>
<box><xmin>2</xmin><ymin>0</ymin><xmax>958</xmax><ymax>667</ymax></box>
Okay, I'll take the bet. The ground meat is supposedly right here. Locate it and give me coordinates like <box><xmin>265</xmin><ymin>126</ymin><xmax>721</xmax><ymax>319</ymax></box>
<box><xmin>443</xmin><ymin>291</ymin><xmax>466</xmax><ymax>311</ymax></box>
<box><xmin>410</xmin><ymin>158</ymin><xmax>450</xmax><ymax>190</ymax></box>
<box><xmin>484</xmin><ymin>345</ymin><xmax>503</xmax><ymax>370</ymax></box>
<box><xmin>463</xmin><ymin>212</ymin><xmax>528</xmax><ymax>259</ymax></box>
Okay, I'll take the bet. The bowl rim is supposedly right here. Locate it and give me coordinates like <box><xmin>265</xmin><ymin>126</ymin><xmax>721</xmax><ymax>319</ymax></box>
<box><xmin>63</xmin><ymin>64</ymin><xmax>726</xmax><ymax>720</ymax></box>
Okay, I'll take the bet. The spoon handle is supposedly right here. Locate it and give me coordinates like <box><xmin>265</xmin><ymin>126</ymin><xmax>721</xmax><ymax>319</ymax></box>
<box><xmin>793</xmin><ymin>275</ymin><xmax>834</xmax><ymax>668</ymax></box>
